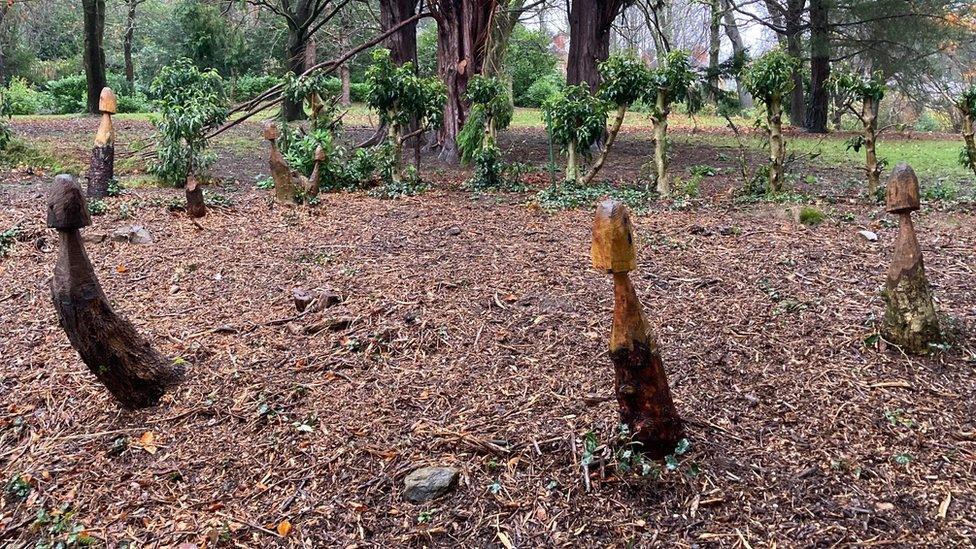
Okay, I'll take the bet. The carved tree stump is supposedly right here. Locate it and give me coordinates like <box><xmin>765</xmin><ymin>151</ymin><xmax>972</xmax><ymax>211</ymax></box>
<box><xmin>303</xmin><ymin>145</ymin><xmax>326</xmax><ymax>199</ymax></box>
<box><xmin>264</xmin><ymin>123</ymin><xmax>299</xmax><ymax>204</ymax></box>
<box><xmin>185</xmin><ymin>173</ymin><xmax>206</xmax><ymax>218</ymax></box>
<box><xmin>88</xmin><ymin>88</ymin><xmax>117</xmax><ymax>199</ymax></box>
<box><xmin>48</xmin><ymin>175</ymin><xmax>185</xmax><ymax>408</ymax></box>
<box><xmin>592</xmin><ymin>200</ymin><xmax>683</xmax><ymax>458</ymax></box>
<box><xmin>881</xmin><ymin>164</ymin><xmax>941</xmax><ymax>354</ymax></box>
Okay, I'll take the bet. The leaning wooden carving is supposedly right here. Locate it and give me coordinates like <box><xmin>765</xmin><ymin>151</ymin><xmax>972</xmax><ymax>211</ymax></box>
<box><xmin>263</xmin><ymin>123</ymin><xmax>324</xmax><ymax>204</ymax></box>
<box><xmin>48</xmin><ymin>175</ymin><xmax>185</xmax><ymax>408</ymax></box>
<box><xmin>88</xmin><ymin>88</ymin><xmax>117</xmax><ymax>198</ymax></box>
<box><xmin>881</xmin><ymin>164</ymin><xmax>941</xmax><ymax>354</ymax></box>
<box><xmin>592</xmin><ymin>200</ymin><xmax>683</xmax><ymax>458</ymax></box>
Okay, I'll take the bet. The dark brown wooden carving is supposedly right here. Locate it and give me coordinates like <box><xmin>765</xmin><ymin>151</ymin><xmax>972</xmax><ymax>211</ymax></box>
<box><xmin>301</xmin><ymin>145</ymin><xmax>326</xmax><ymax>199</ymax></box>
<box><xmin>185</xmin><ymin>172</ymin><xmax>206</xmax><ymax>218</ymax></box>
<box><xmin>87</xmin><ymin>88</ymin><xmax>117</xmax><ymax>199</ymax></box>
<box><xmin>881</xmin><ymin>164</ymin><xmax>941</xmax><ymax>354</ymax></box>
<box><xmin>592</xmin><ymin>200</ymin><xmax>683</xmax><ymax>458</ymax></box>
<box><xmin>48</xmin><ymin>175</ymin><xmax>184</xmax><ymax>408</ymax></box>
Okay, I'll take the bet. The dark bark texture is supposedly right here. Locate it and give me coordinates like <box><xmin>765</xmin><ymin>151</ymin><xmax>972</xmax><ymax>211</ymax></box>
<box><xmin>805</xmin><ymin>0</ymin><xmax>829</xmax><ymax>133</ymax></box>
<box><xmin>48</xmin><ymin>176</ymin><xmax>184</xmax><ymax>409</ymax></box>
<box><xmin>87</xmin><ymin>146</ymin><xmax>114</xmax><ymax>199</ymax></box>
<box><xmin>82</xmin><ymin>0</ymin><xmax>108</xmax><ymax>114</ymax></box>
<box><xmin>784</xmin><ymin>0</ymin><xmax>806</xmax><ymax>126</ymax></box>
<box><xmin>567</xmin><ymin>0</ymin><xmax>627</xmax><ymax>93</ymax></box>
<box><xmin>185</xmin><ymin>176</ymin><xmax>206</xmax><ymax>218</ymax></box>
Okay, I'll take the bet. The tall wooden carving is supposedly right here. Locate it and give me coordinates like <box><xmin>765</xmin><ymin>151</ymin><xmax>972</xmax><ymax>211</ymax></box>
<box><xmin>881</xmin><ymin>164</ymin><xmax>941</xmax><ymax>354</ymax></box>
<box><xmin>88</xmin><ymin>87</ymin><xmax>117</xmax><ymax>198</ymax></box>
<box><xmin>592</xmin><ymin>200</ymin><xmax>683</xmax><ymax>458</ymax></box>
<box><xmin>264</xmin><ymin>123</ymin><xmax>298</xmax><ymax>203</ymax></box>
<box><xmin>48</xmin><ymin>175</ymin><xmax>184</xmax><ymax>408</ymax></box>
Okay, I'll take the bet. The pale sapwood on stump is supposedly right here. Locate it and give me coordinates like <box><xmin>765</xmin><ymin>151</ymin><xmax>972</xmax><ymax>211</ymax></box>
<box><xmin>88</xmin><ymin>88</ymin><xmax>117</xmax><ymax>199</ymax></box>
<box><xmin>881</xmin><ymin>163</ymin><xmax>941</xmax><ymax>354</ymax></box>
<box><xmin>48</xmin><ymin>175</ymin><xmax>185</xmax><ymax>408</ymax></box>
<box><xmin>264</xmin><ymin>123</ymin><xmax>299</xmax><ymax>204</ymax></box>
<box><xmin>592</xmin><ymin>200</ymin><xmax>683</xmax><ymax>458</ymax></box>
<box><xmin>185</xmin><ymin>172</ymin><xmax>206</xmax><ymax>218</ymax></box>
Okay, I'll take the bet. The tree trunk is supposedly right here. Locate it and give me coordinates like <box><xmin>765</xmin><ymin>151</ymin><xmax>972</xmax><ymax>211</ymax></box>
<box><xmin>592</xmin><ymin>201</ymin><xmax>684</xmax><ymax>459</ymax></box>
<box><xmin>583</xmin><ymin>104</ymin><xmax>627</xmax><ymax>185</ymax></box>
<box><xmin>567</xmin><ymin>0</ymin><xmax>626</xmax><ymax>92</ymax></box>
<box><xmin>82</xmin><ymin>0</ymin><xmax>108</xmax><ymax>114</ymax></box>
<box><xmin>123</xmin><ymin>0</ymin><xmax>139</xmax><ymax>86</ymax></box>
<box><xmin>283</xmin><ymin>26</ymin><xmax>308</xmax><ymax>121</ymax></box>
<box><xmin>961</xmin><ymin>107</ymin><xmax>976</xmax><ymax>177</ymax></box>
<box><xmin>566</xmin><ymin>137</ymin><xmax>579</xmax><ymax>184</ymax></box>
<box><xmin>381</xmin><ymin>0</ymin><xmax>419</xmax><ymax>65</ymax></box>
<box><xmin>432</xmin><ymin>0</ymin><xmax>494</xmax><ymax>163</ymax></box>
<box><xmin>862</xmin><ymin>97</ymin><xmax>880</xmax><ymax>193</ymax></box>
<box><xmin>720</xmin><ymin>0</ymin><xmax>752</xmax><ymax>108</ymax></box>
<box><xmin>768</xmin><ymin>93</ymin><xmax>785</xmax><ymax>192</ymax></box>
<box><xmin>784</xmin><ymin>0</ymin><xmax>805</xmax><ymax>126</ymax></box>
<box><xmin>47</xmin><ymin>175</ymin><xmax>184</xmax><ymax>409</ymax></box>
<box><xmin>707</xmin><ymin>0</ymin><xmax>720</xmax><ymax>104</ymax></box>
<box><xmin>88</xmin><ymin>95</ymin><xmax>116</xmax><ymax>198</ymax></box>
<box><xmin>340</xmin><ymin>64</ymin><xmax>351</xmax><ymax>106</ymax></box>
<box><xmin>650</xmin><ymin>91</ymin><xmax>670</xmax><ymax>195</ymax></box>
<box><xmin>805</xmin><ymin>0</ymin><xmax>829</xmax><ymax>133</ymax></box>
<box><xmin>185</xmin><ymin>174</ymin><xmax>206</xmax><ymax>218</ymax></box>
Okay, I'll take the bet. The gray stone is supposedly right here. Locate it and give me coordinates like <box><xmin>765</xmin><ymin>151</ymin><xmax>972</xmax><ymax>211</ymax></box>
<box><xmin>112</xmin><ymin>225</ymin><xmax>153</xmax><ymax>245</ymax></box>
<box><xmin>446</xmin><ymin>226</ymin><xmax>462</xmax><ymax>236</ymax></box>
<box><xmin>403</xmin><ymin>466</ymin><xmax>459</xmax><ymax>502</ymax></box>
<box><xmin>857</xmin><ymin>230</ymin><xmax>878</xmax><ymax>242</ymax></box>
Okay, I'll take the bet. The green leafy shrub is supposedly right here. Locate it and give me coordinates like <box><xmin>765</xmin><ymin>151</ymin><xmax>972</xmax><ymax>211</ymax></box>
<box><xmin>148</xmin><ymin>58</ymin><xmax>228</xmax><ymax>186</ymax></box>
<box><xmin>88</xmin><ymin>199</ymin><xmax>108</xmax><ymax>216</ymax></box>
<box><xmin>232</xmin><ymin>74</ymin><xmax>282</xmax><ymax>101</ymax></box>
<box><xmin>0</xmin><ymin>226</ymin><xmax>19</xmax><ymax>257</ymax></box>
<box><xmin>543</xmin><ymin>85</ymin><xmax>609</xmax><ymax>184</ymax></box>
<box><xmin>798</xmin><ymin>206</ymin><xmax>825</xmax><ymax>225</ymax></box>
<box><xmin>458</xmin><ymin>75</ymin><xmax>513</xmax><ymax>188</ymax></box>
<box><xmin>43</xmin><ymin>74</ymin><xmax>87</xmax><ymax>114</ymax></box>
<box><xmin>743</xmin><ymin>49</ymin><xmax>801</xmax><ymax>193</ymax></box>
<box><xmin>921</xmin><ymin>180</ymin><xmax>959</xmax><ymax>202</ymax></box>
<box><xmin>643</xmin><ymin>50</ymin><xmax>697</xmax><ymax>195</ymax></box>
<box><xmin>349</xmin><ymin>82</ymin><xmax>369</xmax><ymax>102</ymax></box>
<box><xmin>523</xmin><ymin>73</ymin><xmax>563</xmax><ymax>108</ymax></box>
<box><xmin>365</xmin><ymin>48</ymin><xmax>446</xmax><ymax>185</ymax></box>
<box><xmin>536</xmin><ymin>180</ymin><xmax>654</xmax><ymax>212</ymax></box>
<box><xmin>507</xmin><ymin>25</ymin><xmax>559</xmax><ymax>106</ymax></box>
<box><xmin>6</xmin><ymin>77</ymin><xmax>43</xmax><ymax>115</ymax></box>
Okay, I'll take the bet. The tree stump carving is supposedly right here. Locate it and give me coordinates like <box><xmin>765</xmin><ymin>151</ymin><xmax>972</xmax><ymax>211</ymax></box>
<box><xmin>185</xmin><ymin>172</ymin><xmax>206</xmax><ymax>218</ymax></box>
<box><xmin>881</xmin><ymin>164</ymin><xmax>941</xmax><ymax>354</ymax></box>
<box><xmin>48</xmin><ymin>175</ymin><xmax>185</xmax><ymax>408</ymax></box>
<box><xmin>592</xmin><ymin>200</ymin><xmax>683</xmax><ymax>458</ymax></box>
<box><xmin>88</xmin><ymin>88</ymin><xmax>117</xmax><ymax>199</ymax></box>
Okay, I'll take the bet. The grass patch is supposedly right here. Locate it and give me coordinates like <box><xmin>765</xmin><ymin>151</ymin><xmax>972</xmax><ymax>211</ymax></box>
<box><xmin>798</xmin><ymin>206</ymin><xmax>825</xmax><ymax>226</ymax></box>
<box><xmin>0</xmin><ymin>139</ymin><xmax>72</xmax><ymax>173</ymax></box>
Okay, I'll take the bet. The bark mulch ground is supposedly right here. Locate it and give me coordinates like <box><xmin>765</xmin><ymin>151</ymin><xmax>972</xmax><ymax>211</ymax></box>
<box><xmin>0</xmin><ymin>119</ymin><xmax>975</xmax><ymax>547</ymax></box>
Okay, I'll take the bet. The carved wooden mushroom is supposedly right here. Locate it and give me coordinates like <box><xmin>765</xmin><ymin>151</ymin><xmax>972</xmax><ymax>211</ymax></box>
<box><xmin>592</xmin><ymin>200</ymin><xmax>683</xmax><ymax>458</ymax></box>
<box><xmin>264</xmin><ymin>122</ymin><xmax>298</xmax><ymax>203</ymax></box>
<box><xmin>881</xmin><ymin>164</ymin><xmax>941</xmax><ymax>353</ymax></box>
<box><xmin>48</xmin><ymin>175</ymin><xmax>185</xmax><ymax>408</ymax></box>
<box><xmin>88</xmin><ymin>88</ymin><xmax>117</xmax><ymax>199</ymax></box>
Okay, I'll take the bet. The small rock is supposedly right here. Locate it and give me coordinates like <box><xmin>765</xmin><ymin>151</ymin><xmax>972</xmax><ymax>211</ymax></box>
<box><xmin>403</xmin><ymin>466</ymin><xmax>459</xmax><ymax>502</ymax></box>
<box><xmin>857</xmin><ymin>230</ymin><xmax>878</xmax><ymax>242</ymax></box>
<box><xmin>446</xmin><ymin>226</ymin><xmax>462</xmax><ymax>236</ymax></box>
<box><xmin>875</xmin><ymin>502</ymin><xmax>895</xmax><ymax>511</ymax></box>
<box><xmin>83</xmin><ymin>232</ymin><xmax>107</xmax><ymax>244</ymax></box>
<box><xmin>112</xmin><ymin>225</ymin><xmax>153</xmax><ymax>245</ymax></box>
<box><xmin>293</xmin><ymin>289</ymin><xmax>315</xmax><ymax>312</ymax></box>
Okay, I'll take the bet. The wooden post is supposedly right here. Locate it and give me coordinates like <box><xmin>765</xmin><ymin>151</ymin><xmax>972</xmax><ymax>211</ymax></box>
<box><xmin>881</xmin><ymin>164</ymin><xmax>941</xmax><ymax>354</ymax></box>
<box><xmin>592</xmin><ymin>200</ymin><xmax>683</xmax><ymax>458</ymax></box>
<box><xmin>264</xmin><ymin>123</ymin><xmax>298</xmax><ymax>203</ymax></box>
<box><xmin>88</xmin><ymin>87</ymin><xmax>116</xmax><ymax>198</ymax></box>
<box><xmin>48</xmin><ymin>175</ymin><xmax>185</xmax><ymax>408</ymax></box>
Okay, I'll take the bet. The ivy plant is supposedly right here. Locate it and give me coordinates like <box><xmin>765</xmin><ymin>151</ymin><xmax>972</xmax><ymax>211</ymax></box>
<box><xmin>543</xmin><ymin>84</ymin><xmax>610</xmax><ymax>185</ymax></box>
<box><xmin>148</xmin><ymin>58</ymin><xmax>228</xmax><ymax>187</ymax></box>
<box><xmin>643</xmin><ymin>50</ymin><xmax>697</xmax><ymax>195</ymax></box>
<box><xmin>829</xmin><ymin>69</ymin><xmax>887</xmax><ymax>193</ymax></box>
<box><xmin>743</xmin><ymin>49</ymin><xmax>800</xmax><ymax>193</ymax></box>
<box><xmin>365</xmin><ymin>49</ymin><xmax>446</xmax><ymax>185</ymax></box>
<box><xmin>458</xmin><ymin>75</ymin><xmax>513</xmax><ymax>189</ymax></box>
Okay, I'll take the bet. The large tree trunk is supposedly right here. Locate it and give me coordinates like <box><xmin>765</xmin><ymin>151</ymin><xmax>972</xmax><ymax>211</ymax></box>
<box><xmin>47</xmin><ymin>175</ymin><xmax>185</xmax><ymax>409</ymax></box>
<box><xmin>567</xmin><ymin>0</ymin><xmax>626</xmax><ymax>92</ymax></box>
<box><xmin>381</xmin><ymin>0</ymin><xmax>418</xmax><ymax>65</ymax></box>
<box><xmin>805</xmin><ymin>0</ymin><xmax>829</xmax><ymax>133</ymax></box>
<box><xmin>707</xmin><ymin>0</ymin><xmax>720</xmax><ymax>104</ymax></box>
<box><xmin>283</xmin><ymin>26</ymin><xmax>309</xmax><ymax>121</ymax></box>
<box><xmin>432</xmin><ymin>0</ymin><xmax>494</xmax><ymax>163</ymax></box>
<box><xmin>720</xmin><ymin>0</ymin><xmax>752</xmax><ymax>109</ymax></box>
<box><xmin>650</xmin><ymin>91</ymin><xmax>670</xmax><ymax>195</ymax></box>
<box><xmin>123</xmin><ymin>0</ymin><xmax>139</xmax><ymax>86</ymax></box>
<box><xmin>82</xmin><ymin>0</ymin><xmax>108</xmax><ymax>114</ymax></box>
<box><xmin>784</xmin><ymin>0</ymin><xmax>805</xmax><ymax>127</ymax></box>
